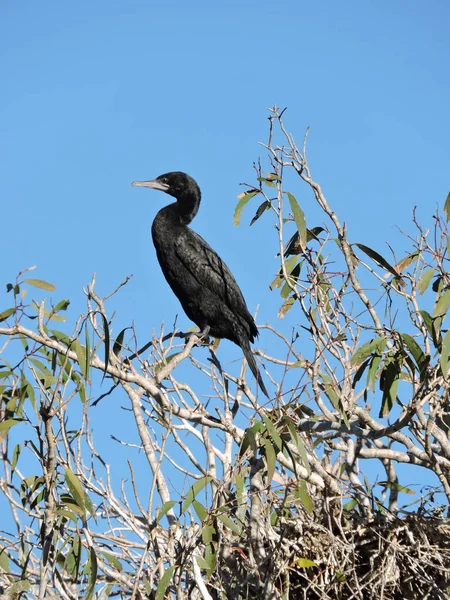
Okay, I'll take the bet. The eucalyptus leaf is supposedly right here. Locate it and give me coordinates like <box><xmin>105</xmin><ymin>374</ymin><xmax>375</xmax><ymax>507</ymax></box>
<box><xmin>0</xmin><ymin>308</ymin><xmax>15</xmax><ymax>323</ymax></box>
<box><xmin>64</xmin><ymin>467</ymin><xmax>86</xmax><ymax>514</ymax></box>
<box><xmin>354</xmin><ymin>243</ymin><xmax>400</xmax><ymax>277</ymax></box>
<box><xmin>156</xmin><ymin>500</ymin><xmax>177</xmax><ymax>523</ymax></box>
<box><xmin>181</xmin><ymin>476</ymin><xmax>213</xmax><ymax>513</ymax></box>
<box><xmin>155</xmin><ymin>565</ymin><xmax>176</xmax><ymax>600</ymax></box>
<box><xmin>287</xmin><ymin>192</ymin><xmax>307</xmax><ymax>250</ymax></box>
<box><xmin>444</xmin><ymin>191</ymin><xmax>450</xmax><ymax>222</ymax></box>
<box><xmin>351</xmin><ymin>337</ymin><xmax>387</xmax><ymax>366</ymax></box>
<box><xmin>234</xmin><ymin>190</ymin><xmax>259</xmax><ymax>226</ymax></box>
<box><xmin>23</xmin><ymin>278</ymin><xmax>56</xmax><ymax>292</ymax></box>
<box><xmin>418</xmin><ymin>268</ymin><xmax>434</xmax><ymax>295</ymax></box>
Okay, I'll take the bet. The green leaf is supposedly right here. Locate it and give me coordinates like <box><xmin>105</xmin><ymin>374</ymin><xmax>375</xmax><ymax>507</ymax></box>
<box><xmin>113</xmin><ymin>327</ymin><xmax>130</xmax><ymax>357</ymax></box>
<box><xmin>444</xmin><ymin>191</ymin><xmax>450</xmax><ymax>222</ymax></box>
<box><xmin>285</xmin><ymin>418</ymin><xmax>310</xmax><ymax>473</ymax></box>
<box><xmin>85</xmin><ymin>547</ymin><xmax>98</xmax><ymax>600</ymax></box>
<box><xmin>234</xmin><ymin>190</ymin><xmax>259</xmax><ymax>226</ymax></box>
<box><xmin>29</xmin><ymin>357</ymin><xmax>53</xmax><ymax>378</ymax></box>
<box><xmin>85</xmin><ymin>326</ymin><xmax>91</xmax><ymax>381</ymax></box>
<box><xmin>352</xmin><ymin>358</ymin><xmax>371</xmax><ymax>389</ymax></box>
<box><xmin>280</xmin><ymin>263</ymin><xmax>301</xmax><ymax>298</ymax></box>
<box><xmin>307</xmin><ymin>226</ymin><xmax>325</xmax><ymax>241</ymax></box>
<box><xmin>204</xmin><ymin>543</ymin><xmax>217</xmax><ymax>573</ymax></box>
<box><xmin>434</xmin><ymin>289</ymin><xmax>450</xmax><ymax>318</ymax></box>
<box><xmin>257</xmin><ymin>175</ymin><xmax>278</xmax><ymax>188</ymax></box>
<box><xmin>379</xmin><ymin>359</ymin><xmax>401</xmax><ymax>418</ymax></box>
<box><xmin>54</xmin><ymin>299</ymin><xmax>70</xmax><ymax>312</ymax></box>
<box><xmin>64</xmin><ymin>535</ymin><xmax>82</xmax><ymax>577</ymax></box>
<box><xmin>0</xmin><ymin>308</ymin><xmax>15</xmax><ymax>323</ymax></box>
<box><xmin>11</xmin><ymin>444</ymin><xmax>21</xmax><ymax>472</ymax></box>
<box><xmin>25</xmin><ymin>380</ymin><xmax>36</xmax><ymax>411</ymax></box>
<box><xmin>284</xmin><ymin>256</ymin><xmax>301</xmax><ymax>276</ymax></box>
<box><xmin>294</xmin><ymin>480</ymin><xmax>313</xmax><ymax>514</ymax></box>
<box><xmin>419</xmin><ymin>310</ymin><xmax>433</xmax><ymax>337</ymax></box>
<box><xmin>261</xmin><ymin>413</ymin><xmax>283</xmax><ymax>450</ymax></box>
<box><xmin>201</xmin><ymin>523</ymin><xmax>216</xmax><ymax>544</ymax></box>
<box><xmin>250</xmin><ymin>200</ymin><xmax>271</xmax><ymax>226</ymax></box>
<box><xmin>320</xmin><ymin>374</ymin><xmax>349</xmax><ymax>427</ymax></box>
<box><xmin>284</xmin><ymin>227</ymin><xmax>325</xmax><ymax>256</ymax></box>
<box><xmin>5</xmin><ymin>580</ymin><xmax>31</xmax><ymax>594</ymax></box>
<box><xmin>287</xmin><ymin>192</ymin><xmax>307</xmax><ymax>251</ymax></box>
<box><xmin>74</xmin><ymin>338</ymin><xmax>87</xmax><ymax>378</ymax></box>
<box><xmin>239</xmin><ymin>427</ymin><xmax>258</xmax><ymax>456</ymax></box>
<box><xmin>382</xmin><ymin>481</ymin><xmax>415</xmax><ymax>495</ymax></box>
<box><xmin>344</xmin><ymin>499</ymin><xmax>358</xmax><ymax>511</ymax></box>
<box><xmin>270</xmin><ymin>272</ymin><xmax>283</xmax><ymax>291</ymax></box>
<box><xmin>434</xmin><ymin>277</ymin><xmax>443</xmax><ymax>293</ymax></box>
<box><xmin>20</xmin><ymin>475</ymin><xmax>44</xmax><ymax>504</ymax></box>
<box><xmin>192</xmin><ymin>500</ymin><xmax>207</xmax><ymax>522</ymax></box>
<box><xmin>54</xmin><ymin>509</ymin><xmax>79</xmax><ymax>525</ymax></box>
<box><xmin>354</xmin><ymin>243</ymin><xmax>400</xmax><ymax>277</ymax></box>
<box><xmin>400</xmin><ymin>333</ymin><xmax>428</xmax><ymax>377</ymax></box>
<box><xmin>71</xmin><ymin>373</ymin><xmax>87</xmax><ymax>403</ymax></box>
<box><xmin>441</xmin><ymin>329</ymin><xmax>450</xmax><ymax>380</ymax></box>
<box><xmin>155</xmin><ymin>351</ymin><xmax>182</xmax><ymax>374</ymax></box>
<box><xmin>351</xmin><ymin>337</ymin><xmax>386</xmax><ymax>366</ymax></box>
<box><xmin>0</xmin><ymin>419</ymin><xmax>21</xmax><ymax>435</ymax></box>
<box><xmin>30</xmin><ymin>302</ymin><xmax>67</xmax><ymax>322</ymax></box>
<box><xmin>262</xmin><ymin>438</ymin><xmax>277</xmax><ymax>483</ymax></box>
<box><xmin>320</xmin><ymin>375</ymin><xmax>341</xmax><ymax>413</ymax></box>
<box><xmin>296</xmin><ymin>557</ymin><xmax>317</xmax><ymax>568</ymax></box>
<box><xmin>64</xmin><ymin>467</ymin><xmax>86</xmax><ymax>514</ymax></box>
<box><xmin>49</xmin><ymin>329</ymin><xmax>71</xmax><ymax>345</ymax></box>
<box><xmin>156</xmin><ymin>500</ymin><xmax>177</xmax><ymax>523</ymax></box>
<box><xmin>0</xmin><ymin>546</ymin><xmax>10</xmax><ymax>573</ymax></box>
<box><xmin>84</xmin><ymin>492</ymin><xmax>95</xmax><ymax>520</ymax></box>
<box><xmin>277</xmin><ymin>295</ymin><xmax>296</xmax><ymax>319</ymax></box>
<box><xmin>23</xmin><ymin>278</ymin><xmax>56</xmax><ymax>291</ymax></box>
<box><xmin>59</xmin><ymin>496</ymin><xmax>86</xmax><ymax>517</ymax></box>
<box><xmin>394</xmin><ymin>251</ymin><xmax>419</xmax><ymax>273</ymax></box>
<box><xmin>260</xmin><ymin>173</ymin><xmax>281</xmax><ymax>182</ymax></box>
<box><xmin>216</xmin><ymin>513</ymin><xmax>242</xmax><ymax>534</ymax></box>
<box><xmin>280</xmin><ymin>281</ymin><xmax>291</xmax><ymax>299</ymax></box>
<box><xmin>270</xmin><ymin>256</ymin><xmax>299</xmax><ymax>290</ymax></box>
<box><xmin>418</xmin><ymin>268</ymin><xmax>434</xmax><ymax>295</ymax></box>
<box><xmin>156</xmin><ymin>565</ymin><xmax>176</xmax><ymax>600</ymax></box>
<box><xmin>101</xmin><ymin>551</ymin><xmax>123</xmax><ymax>572</ymax></box>
<box><xmin>196</xmin><ymin>550</ymin><xmax>216</xmax><ymax>572</ymax></box>
<box><xmin>99</xmin><ymin>313</ymin><xmax>110</xmax><ymax>381</ymax></box>
<box><xmin>181</xmin><ymin>476</ymin><xmax>213</xmax><ymax>513</ymax></box>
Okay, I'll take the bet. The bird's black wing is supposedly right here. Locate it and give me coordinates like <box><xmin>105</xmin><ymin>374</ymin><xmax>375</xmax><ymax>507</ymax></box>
<box><xmin>175</xmin><ymin>229</ymin><xmax>266</xmax><ymax>396</ymax></box>
<box><xmin>175</xmin><ymin>229</ymin><xmax>254</xmax><ymax>325</ymax></box>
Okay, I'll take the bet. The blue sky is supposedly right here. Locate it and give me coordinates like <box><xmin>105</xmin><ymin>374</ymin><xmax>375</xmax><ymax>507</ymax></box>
<box><xmin>1</xmin><ymin>1</ymin><xmax>449</xmax><ymax>504</ymax></box>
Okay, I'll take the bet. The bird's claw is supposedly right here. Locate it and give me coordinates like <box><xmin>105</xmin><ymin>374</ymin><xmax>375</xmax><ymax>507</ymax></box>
<box><xmin>185</xmin><ymin>326</ymin><xmax>211</xmax><ymax>346</ymax></box>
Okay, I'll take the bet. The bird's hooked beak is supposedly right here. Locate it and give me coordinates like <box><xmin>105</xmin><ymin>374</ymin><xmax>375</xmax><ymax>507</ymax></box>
<box><xmin>131</xmin><ymin>179</ymin><xmax>169</xmax><ymax>192</ymax></box>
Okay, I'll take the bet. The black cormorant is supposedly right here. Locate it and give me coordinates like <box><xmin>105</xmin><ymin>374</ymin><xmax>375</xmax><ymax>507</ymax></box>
<box><xmin>132</xmin><ymin>171</ymin><xmax>269</xmax><ymax>398</ymax></box>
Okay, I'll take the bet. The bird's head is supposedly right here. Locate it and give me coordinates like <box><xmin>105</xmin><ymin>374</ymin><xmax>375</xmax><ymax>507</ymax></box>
<box><xmin>132</xmin><ymin>171</ymin><xmax>200</xmax><ymax>201</ymax></box>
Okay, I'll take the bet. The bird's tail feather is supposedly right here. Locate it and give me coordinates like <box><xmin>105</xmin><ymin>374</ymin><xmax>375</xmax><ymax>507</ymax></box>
<box><xmin>240</xmin><ymin>337</ymin><xmax>269</xmax><ymax>398</ymax></box>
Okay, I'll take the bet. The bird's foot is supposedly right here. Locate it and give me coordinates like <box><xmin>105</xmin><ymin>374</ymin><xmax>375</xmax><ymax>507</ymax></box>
<box><xmin>184</xmin><ymin>326</ymin><xmax>211</xmax><ymax>346</ymax></box>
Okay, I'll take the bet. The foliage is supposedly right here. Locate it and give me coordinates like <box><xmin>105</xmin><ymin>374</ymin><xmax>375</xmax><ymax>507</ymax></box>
<box><xmin>1</xmin><ymin>108</ymin><xmax>450</xmax><ymax>598</ymax></box>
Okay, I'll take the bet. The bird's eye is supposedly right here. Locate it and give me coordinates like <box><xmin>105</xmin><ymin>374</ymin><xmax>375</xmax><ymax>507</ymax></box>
<box><xmin>161</xmin><ymin>177</ymin><xmax>168</xmax><ymax>184</ymax></box>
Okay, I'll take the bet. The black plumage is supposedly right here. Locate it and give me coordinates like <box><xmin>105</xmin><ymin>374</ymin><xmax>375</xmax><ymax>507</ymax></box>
<box><xmin>132</xmin><ymin>171</ymin><xmax>269</xmax><ymax>398</ymax></box>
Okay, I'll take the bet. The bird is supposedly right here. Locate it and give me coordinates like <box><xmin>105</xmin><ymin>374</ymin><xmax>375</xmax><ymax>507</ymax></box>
<box><xmin>132</xmin><ymin>171</ymin><xmax>269</xmax><ymax>398</ymax></box>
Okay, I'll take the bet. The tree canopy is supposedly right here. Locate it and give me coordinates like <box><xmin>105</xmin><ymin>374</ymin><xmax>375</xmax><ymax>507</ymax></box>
<box><xmin>1</xmin><ymin>108</ymin><xmax>450</xmax><ymax>599</ymax></box>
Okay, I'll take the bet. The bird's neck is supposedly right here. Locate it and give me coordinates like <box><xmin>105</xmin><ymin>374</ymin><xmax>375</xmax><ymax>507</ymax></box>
<box><xmin>157</xmin><ymin>197</ymin><xmax>200</xmax><ymax>228</ymax></box>
<box><xmin>173</xmin><ymin>189</ymin><xmax>201</xmax><ymax>225</ymax></box>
